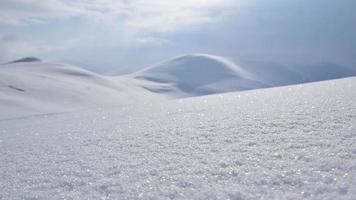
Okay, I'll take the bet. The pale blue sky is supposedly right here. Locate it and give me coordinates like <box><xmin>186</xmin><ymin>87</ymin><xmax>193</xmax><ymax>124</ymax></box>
<box><xmin>0</xmin><ymin>0</ymin><xmax>355</xmax><ymax>74</ymax></box>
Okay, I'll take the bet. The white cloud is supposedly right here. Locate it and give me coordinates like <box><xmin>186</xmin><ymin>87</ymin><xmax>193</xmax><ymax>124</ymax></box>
<box><xmin>134</xmin><ymin>36</ymin><xmax>172</xmax><ymax>47</ymax></box>
<box><xmin>0</xmin><ymin>0</ymin><xmax>245</xmax><ymax>63</ymax></box>
<box><xmin>0</xmin><ymin>0</ymin><xmax>88</xmax><ymax>26</ymax></box>
<box><xmin>0</xmin><ymin>34</ymin><xmax>54</xmax><ymax>61</ymax></box>
<box><xmin>0</xmin><ymin>0</ymin><xmax>239</xmax><ymax>31</ymax></box>
<box><xmin>114</xmin><ymin>0</ymin><xmax>237</xmax><ymax>31</ymax></box>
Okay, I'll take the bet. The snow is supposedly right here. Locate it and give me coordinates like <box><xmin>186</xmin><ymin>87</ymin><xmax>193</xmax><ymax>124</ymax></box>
<box><xmin>129</xmin><ymin>54</ymin><xmax>356</xmax><ymax>98</ymax></box>
<box><xmin>1</xmin><ymin>54</ymin><xmax>355</xmax><ymax>119</ymax></box>
<box><xmin>130</xmin><ymin>54</ymin><xmax>266</xmax><ymax>98</ymax></box>
<box><xmin>240</xmin><ymin>61</ymin><xmax>356</xmax><ymax>86</ymax></box>
<box><xmin>1</xmin><ymin>76</ymin><xmax>356</xmax><ymax>199</ymax></box>
<box><xmin>1</xmin><ymin>55</ymin><xmax>356</xmax><ymax>199</ymax></box>
<box><xmin>0</xmin><ymin>61</ymin><xmax>161</xmax><ymax>119</ymax></box>
<box><xmin>7</xmin><ymin>57</ymin><xmax>42</xmax><ymax>64</ymax></box>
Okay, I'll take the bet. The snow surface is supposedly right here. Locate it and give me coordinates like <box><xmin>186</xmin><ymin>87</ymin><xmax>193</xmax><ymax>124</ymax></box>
<box><xmin>130</xmin><ymin>54</ymin><xmax>266</xmax><ymax>98</ymax></box>
<box><xmin>1</xmin><ymin>55</ymin><xmax>356</xmax><ymax>199</ymax></box>
<box><xmin>129</xmin><ymin>54</ymin><xmax>356</xmax><ymax>98</ymax></box>
<box><xmin>239</xmin><ymin>61</ymin><xmax>356</xmax><ymax>86</ymax></box>
<box><xmin>1</xmin><ymin>76</ymin><xmax>356</xmax><ymax>199</ymax></box>
<box><xmin>0</xmin><ymin>61</ymin><xmax>161</xmax><ymax>119</ymax></box>
<box><xmin>1</xmin><ymin>54</ymin><xmax>355</xmax><ymax>118</ymax></box>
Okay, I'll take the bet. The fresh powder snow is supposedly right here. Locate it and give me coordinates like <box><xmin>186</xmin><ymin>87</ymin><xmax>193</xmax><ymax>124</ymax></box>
<box><xmin>0</xmin><ymin>56</ymin><xmax>355</xmax><ymax>199</ymax></box>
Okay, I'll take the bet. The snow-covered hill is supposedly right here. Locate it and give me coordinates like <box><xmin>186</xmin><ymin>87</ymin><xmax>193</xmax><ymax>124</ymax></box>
<box><xmin>6</xmin><ymin>56</ymin><xmax>42</xmax><ymax>64</ymax></box>
<box><xmin>1</xmin><ymin>77</ymin><xmax>355</xmax><ymax>199</ymax></box>
<box><xmin>1</xmin><ymin>54</ymin><xmax>356</xmax><ymax>119</ymax></box>
<box><xmin>130</xmin><ymin>54</ymin><xmax>267</xmax><ymax>98</ymax></box>
<box><xmin>0</xmin><ymin>59</ymin><xmax>158</xmax><ymax>119</ymax></box>
<box><xmin>239</xmin><ymin>61</ymin><xmax>356</xmax><ymax>86</ymax></box>
<box><xmin>128</xmin><ymin>54</ymin><xmax>356</xmax><ymax>98</ymax></box>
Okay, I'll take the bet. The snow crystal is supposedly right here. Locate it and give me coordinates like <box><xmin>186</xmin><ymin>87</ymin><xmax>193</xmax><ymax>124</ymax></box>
<box><xmin>0</xmin><ymin>77</ymin><xmax>356</xmax><ymax>199</ymax></box>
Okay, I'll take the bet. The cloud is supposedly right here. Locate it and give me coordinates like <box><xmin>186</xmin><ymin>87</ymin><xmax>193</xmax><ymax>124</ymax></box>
<box><xmin>0</xmin><ymin>34</ymin><xmax>54</xmax><ymax>61</ymax></box>
<box><xmin>0</xmin><ymin>0</ymin><xmax>88</xmax><ymax>26</ymax></box>
<box><xmin>0</xmin><ymin>0</ymin><xmax>238</xmax><ymax>31</ymax></box>
<box><xmin>121</xmin><ymin>0</ymin><xmax>236</xmax><ymax>31</ymax></box>
<box><xmin>134</xmin><ymin>36</ymin><xmax>172</xmax><ymax>47</ymax></box>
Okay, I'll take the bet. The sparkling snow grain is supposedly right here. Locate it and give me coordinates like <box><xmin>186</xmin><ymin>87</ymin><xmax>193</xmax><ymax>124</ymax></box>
<box><xmin>0</xmin><ymin>78</ymin><xmax>356</xmax><ymax>199</ymax></box>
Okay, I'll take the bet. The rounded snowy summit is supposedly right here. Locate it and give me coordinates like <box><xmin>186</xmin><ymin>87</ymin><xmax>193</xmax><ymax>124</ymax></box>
<box><xmin>133</xmin><ymin>54</ymin><xmax>265</xmax><ymax>98</ymax></box>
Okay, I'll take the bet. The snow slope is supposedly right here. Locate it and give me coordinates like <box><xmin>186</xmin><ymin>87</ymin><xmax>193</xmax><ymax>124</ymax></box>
<box><xmin>129</xmin><ymin>54</ymin><xmax>356</xmax><ymax>98</ymax></box>
<box><xmin>239</xmin><ymin>61</ymin><xmax>356</xmax><ymax>86</ymax></box>
<box><xmin>131</xmin><ymin>54</ymin><xmax>267</xmax><ymax>98</ymax></box>
<box><xmin>1</xmin><ymin>55</ymin><xmax>355</xmax><ymax>119</ymax></box>
<box><xmin>0</xmin><ymin>60</ymin><xmax>158</xmax><ymax>119</ymax></box>
<box><xmin>1</xmin><ymin>77</ymin><xmax>355</xmax><ymax>199</ymax></box>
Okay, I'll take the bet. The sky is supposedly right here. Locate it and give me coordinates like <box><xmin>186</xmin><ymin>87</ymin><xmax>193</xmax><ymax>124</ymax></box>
<box><xmin>0</xmin><ymin>0</ymin><xmax>355</xmax><ymax>74</ymax></box>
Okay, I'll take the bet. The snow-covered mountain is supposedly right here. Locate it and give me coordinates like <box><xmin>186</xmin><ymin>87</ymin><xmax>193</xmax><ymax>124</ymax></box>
<box><xmin>129</xmin><ymin>54</ymin><xmax>356</xmax><ymax>98</ymax></box>
<box><xmin>1</xmin><ymin>54</ymin><xmax>356</xmax><ymax>119</ymax></box>
<box><xmin>0</xmin><ymin>59</ymin><xmax>158</xmax><ymax>119</ymax></box>
<box><xmin>6</xmin><ymin>56</ymin><xmax>42</xmax><ymax>64</ymax></box>
<box><xmin>239</xmin><ymin>60</ymin><xmax>356</xmax><ymax>86</ymax></box>
<box><xmin>130</xmin><ymin>54</ymin><xmax>267</xmax><ymax>98</ymax></box>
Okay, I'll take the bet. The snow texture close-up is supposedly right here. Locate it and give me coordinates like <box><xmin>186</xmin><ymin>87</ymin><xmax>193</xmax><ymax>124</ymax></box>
<box><xmin>1</xmin><ymin>76</ymin><xmax>356</xmax><ymax>199</ymax></box>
